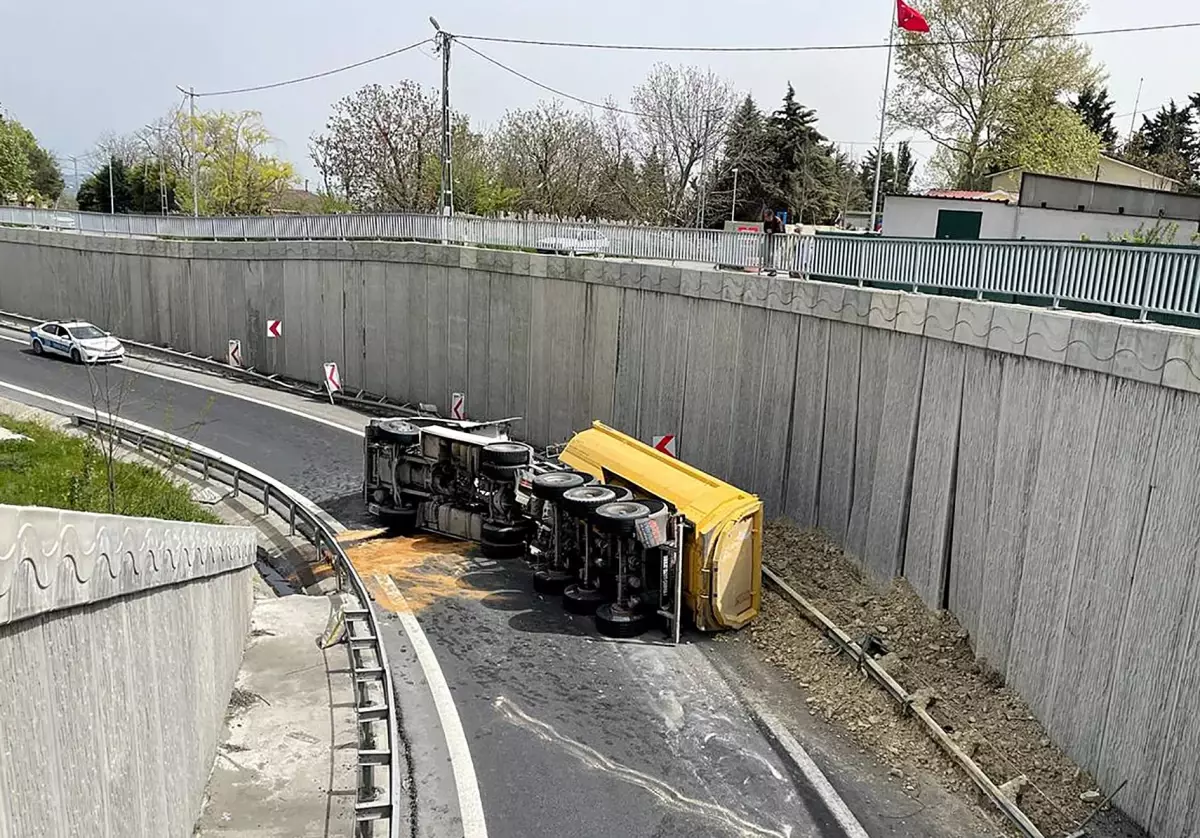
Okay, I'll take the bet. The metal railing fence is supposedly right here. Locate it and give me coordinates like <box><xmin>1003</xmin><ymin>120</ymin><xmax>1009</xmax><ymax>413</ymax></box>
<box><xmin>3</xmin><ymin>205</ymin><xmax>1199</xmax><ymax>319</ymax></box>
<box><xmin>72</xmin><ymin>411</ymin><xmax>405</xmax><ymax>838</ymax></box>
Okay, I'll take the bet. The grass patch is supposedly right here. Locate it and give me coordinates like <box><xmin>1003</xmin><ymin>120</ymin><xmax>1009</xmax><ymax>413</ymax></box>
<box><xmin>0</xmin><ymin>416</ymin><xmax>221</xmax><ymax>524</ymax></box>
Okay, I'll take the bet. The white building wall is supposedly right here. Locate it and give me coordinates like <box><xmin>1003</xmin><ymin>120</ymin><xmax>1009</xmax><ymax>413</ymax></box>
<box><xmin>882</xmin><ymin>196</ymin><xmax>1016</xmax><ymax>238</ymax></box>
<box><xmin>1014</xmin><ymin>206</ymin><xmax>1200</xmax><ymax>244</ymax></box>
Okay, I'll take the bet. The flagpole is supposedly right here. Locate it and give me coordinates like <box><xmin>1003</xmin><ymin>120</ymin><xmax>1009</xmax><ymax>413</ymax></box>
<box><xmin>869</xmin><ymin>1</ymin><xmax>896</xmax><ymax>233</ymax></box>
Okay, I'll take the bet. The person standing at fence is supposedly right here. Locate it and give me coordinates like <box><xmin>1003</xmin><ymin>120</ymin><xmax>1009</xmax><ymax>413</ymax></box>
<box><xmin>760</xmin><ymin>208</ymin><xmax>785</xmax><ymax>277</ymax></box>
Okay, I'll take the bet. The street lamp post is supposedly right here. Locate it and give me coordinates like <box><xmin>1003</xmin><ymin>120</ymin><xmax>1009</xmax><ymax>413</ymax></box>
<box><xmin>731</xmin><ymin>167</ymin><xmax>739</xmax><ymax>222</ymax></box>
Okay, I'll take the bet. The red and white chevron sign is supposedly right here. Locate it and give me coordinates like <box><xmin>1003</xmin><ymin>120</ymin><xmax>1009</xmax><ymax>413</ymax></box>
<box><xmin>451</xmin><ymin>392</ymin><xmax>465</xmax><ymax>420</ymax></box>
<box><xmin>227</xmin><ymin>339</ymin><xmax>242</xmax><ymax>368</ymax></box>
<box><xmin>266</xmin><ymin>319</ymin><xmax>282</xmax><ymax>338</ymax></box>
<box><xmin>652</xmin><ymin>434</ymin><xmax>677</xmax><ymax>458</ymax></box>
<box><xmin>323</xmin><ymin>361</ymin><xmax>342</xmax><ymax>394</ymax></box>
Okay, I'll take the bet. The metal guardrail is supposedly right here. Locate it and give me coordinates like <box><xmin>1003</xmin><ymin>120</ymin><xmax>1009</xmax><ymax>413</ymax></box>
<box><xmin>0</xmin><ymin>204</ymin><xmax>808</xmax><ymax>272</ymax></box>
<box><xmin>72</xmin><ymin>411</ymin><xmax>405</xmax><ymax>838</ymax></box>
<box><xmin>4</xmin><ymin>205</ymin><xmax>1199</xmax><ymax>319</ymax></box>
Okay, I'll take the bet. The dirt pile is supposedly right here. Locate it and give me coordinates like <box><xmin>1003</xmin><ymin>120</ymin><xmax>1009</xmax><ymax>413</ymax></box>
<box><xmin>746</xmin><ymin>522</ymin><xmax>1135</xmax><ymax>838</ymax></box>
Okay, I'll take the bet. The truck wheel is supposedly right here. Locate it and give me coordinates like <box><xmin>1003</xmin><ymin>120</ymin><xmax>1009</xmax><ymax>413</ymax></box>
<box><xmin>379</xmin><ymin>505</ymin><xmax>418</xmax><ymax>533</ymax></box>
<box><xmin>374</xmin><ymin>419</ymin><xmax>420</xmax><ymax>446</ymax></box>
<box><xmin>481</xmin><ymin>540</ymin><xmax>525</xmax><ymax>560</ymax></box>
<box><xmin>533</xmin><ymin>569</ymin><xmax>573</xmax><ymax>596</ymax></box>
<box><xmin>595</xmin><ymin>603</ymin><xmax>650</xmax><ymax>638</ymax></box>
<box><xmin>563</xmin><ymin>584</ymin><xmax>608</xmax><ymax>616</ymax></box>
<box><xmin>481</xmin><ymin>521</ymin><xmax>526</xmax><ymax>545</ymax></box>
<box><xmin>481</xmin><ymin>442</ymin><xmax>531</xmax><ymax>467</ymax></box>
<box><xmin>531</xmin><ymin>471</ymin><xmax>586</xmax><ymax>501</ymax></box>
<box><xmin>592</xmin><ymin>501</ymin><xmax>650</xmax><ymax>536</ymax></box>
<box><xmin>480</xmin><ymin>462</ymin><xmax>523</xmax><ymax>481</ymax></box>
<box><xmin>560</xmin><ymin>485</ymin><xmax>617</xmax><ymax>518</ymax></box>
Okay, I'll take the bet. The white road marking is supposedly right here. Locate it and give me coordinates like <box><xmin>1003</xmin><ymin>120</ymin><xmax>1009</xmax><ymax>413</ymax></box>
<box><xmin>495</xmin><ymin>695</ymin><xmax>794</xmax><ymax>838</ymax></box>
<box><xmin>0</xmin><ymin>376</ymin><xmax>487</xmax><ymax>837</ymax></box>
<box><xmin>375</xmin><ymin>574</ymin><xmax>489</xmax><ymax>838</ymax></box>
<box><xmin>745</xmin><ymin>703</ymin><xmax>871</xmax><ymax>838</ymax></box>
<box><xmin>0</xmin><ymin>332</ymin><xmax>365</xmax><ymax>437</ymax></box>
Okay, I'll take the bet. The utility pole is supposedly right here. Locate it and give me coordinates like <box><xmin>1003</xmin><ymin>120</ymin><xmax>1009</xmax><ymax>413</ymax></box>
<box><xmin>731</xmin><ymin>166</ymin><xmax>739</xmax><ymax>221</ymax></box>
<box><xmin>108</xmin><ymin>155</ymin><xmax>116</xmax><ymax>214</ymax></box>
<box><xmin>178</xmin><ymin>86</ymin><xmax>200</xmax><ymax>217</ymax></box>
<box><xmin>70</xmin><ymin>157</ymin><xmax>79</xmax><ymax>200</ymax></box>
<box><xmin>431</xmin><ymin>18</ymin><xmax>454</xmax><ymax>217</ymax></box>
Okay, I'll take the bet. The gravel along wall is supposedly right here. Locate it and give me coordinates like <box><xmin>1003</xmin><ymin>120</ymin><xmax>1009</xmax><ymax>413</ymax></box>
<box><xmin>5</xmin><ymin>226</ymin><xmax>1200</xmax><ymax>836</ymax></box>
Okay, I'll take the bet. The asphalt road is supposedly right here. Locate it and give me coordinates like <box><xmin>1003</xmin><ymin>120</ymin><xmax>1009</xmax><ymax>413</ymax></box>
<box><xmin>0</xmin><ymin>336</ymin><xmax>856</xmax><ymax>838</ymax></box>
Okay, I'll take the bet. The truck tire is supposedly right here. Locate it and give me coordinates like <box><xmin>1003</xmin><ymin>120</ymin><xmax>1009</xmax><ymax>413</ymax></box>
<box><xmin>560</xmin><ymin>485</ymin><xmax>617</xmax><ymax>518</ymax></box>
<box><xmin>595</xmin><ymin>603</ymin><xmax>651</xmax><ymax>638</ymax></box>
<box><xmin>481</xmin><ymin>540</ymin><xmax>525</xmax><ymax>560</ymax></box>
<box><xmin>481</xmin><ymin>442</ymin><xmax>531</xmax><ymax>467</ymax></box>
<box><xmin>533</xmin><ymin>568</ymin><xmax>573</xmax><ymax>596</ymax></box>
<box><xmin>592</xmin><ymin>501</ymin><xmax>650</xmax><ymax>536</ymax></box>
<box><xmin>531</xmin><ymin>471</ymin><xmax>586</xmax><ymax>502</ymax></box>
<box><xmin>638</xmin><ymin>498</ymin><xmax>670</xmax><ymax>516</ymax></box>
<box><xmin>375</xmin><ymin>419</ymin><xmax>420</xmax><ymax>446</ymax></box>
<box><xmin>563</xmin><ymin>584</ymin><xmax>608</xmax><ymax>616</ymax></box>
<box><xmin>481</xmin><ymin>521</ymin><xmax>526</xmax><ymax>546</ymax></box>
<box><xmin>480</xmin><ymin>462</ymin><xmax>523</xmax><ymax>481</ymax></box>
<box><xmin>379</xmin><ymin>505</ymin><xmax>418</xmax><ymax>534</ymax></box>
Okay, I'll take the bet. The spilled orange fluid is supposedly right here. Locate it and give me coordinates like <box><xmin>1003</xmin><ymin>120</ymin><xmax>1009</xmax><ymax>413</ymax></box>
<box><xmin>343</xmin><ymin>532</ymin><xmax>492</xmax><ymax>614</ymax></box>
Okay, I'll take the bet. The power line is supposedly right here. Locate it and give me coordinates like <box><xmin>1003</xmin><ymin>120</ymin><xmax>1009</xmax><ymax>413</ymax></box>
<box><xmin>459</xmin><ymin>42</ymin><xmax>942</xmax><ymax>150</ymax></box>
<box><xmin>457</xmin><ymin>41</ymin><xmax>646</xmax><ymax>116</ymax></box>
<box><xmin>457</xmin><ymin>20</ymin><xmax>1200</xmax><ymax>53</ymax></box>
<box><xmin>190</xmin><ymin>38</ymin><xmax>433</xmax><ymax>98</ymax></box>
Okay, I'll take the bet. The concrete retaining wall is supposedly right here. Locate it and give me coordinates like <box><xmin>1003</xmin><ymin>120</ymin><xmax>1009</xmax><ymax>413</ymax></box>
<box><xmin>0</xmin><ymin>503</ymin><xmax>257</xmax><ymax>838</ymax></box>
<box><xmin>5</xmin><ymin>227</ymin><xmax>1200</xmax><ymax>835</ymax></box>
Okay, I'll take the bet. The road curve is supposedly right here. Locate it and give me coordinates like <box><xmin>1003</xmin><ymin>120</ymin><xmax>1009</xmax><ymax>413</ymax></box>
<box><xmin>0</xmin><ymin>332</ymin><xmax>862</xmax><ymax>838</ymax></box>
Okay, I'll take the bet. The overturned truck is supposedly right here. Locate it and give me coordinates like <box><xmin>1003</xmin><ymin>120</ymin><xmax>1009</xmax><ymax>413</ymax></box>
<box><xmin>364</xmin><ymin>417</ymin><xmax>762</xmax><ymax>640</ymax></box>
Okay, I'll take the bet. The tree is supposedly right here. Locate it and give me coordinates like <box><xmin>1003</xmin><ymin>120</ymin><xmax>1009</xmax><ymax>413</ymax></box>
<box><xmin>631</xmin><ymin>63</ymin><xmax>736</xmax><ymax>224</ymax></box>
<box><xmin>889</xmin><ymin>0</ymin><xmax>1094</xmax><ymax>188</ymax></box>
<box><xmin>764</xmin><ymin>84</ymin><xmax>845</xmax><ymax>224</ymax></box>
<box><xmin>708</xmin><ymin>95</ymin><xmax>773</xmax><ymax>223</ymax></box>
<box><xmin>1071</xmin><ymin>83</ymin><xmax>1119</xmax><ymax>150</ymax></box>
<box><xmin>311</xmin><ymin>82</ymin><xmax>441</xmax><ymax>211</ymax></box>
<box><xmin>988</xmin><ymin>99</ymin><xmax>1102</xmax><ymax>179</ymax></box>
<box><xmin>0</xmin><ymin>119</ymin><xmax>32</xmax><ymax>203</ymax></box>
<box><xmin>492</xmin><ymin>101</ymin><xmax>604</xmax><ymax>218</ymax></box>
<box><xmin>859</xmin><ymin>142</ymin><xmax>916</xmax><ymax>216</ymax></box>
<box><xmin>176</xmin><ymin>110</ymin><xmax>295</xmax><ymax>215</ymax></box>
<box><xmin>1122</xmin><ymin>100</ymin><xmax>1198</xmax><ymax>185</ymax></box>
<box><xmin>76</xmin><ymin>160</ymin><xmax>135</xmax><ymax>213</ymax></box>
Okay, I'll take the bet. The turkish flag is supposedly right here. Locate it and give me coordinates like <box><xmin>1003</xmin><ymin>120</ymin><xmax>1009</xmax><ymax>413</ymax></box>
<box><xmin>897</xmin><ymin>0</ymin><xmax>930</xmax><ymax>32</ymax></box>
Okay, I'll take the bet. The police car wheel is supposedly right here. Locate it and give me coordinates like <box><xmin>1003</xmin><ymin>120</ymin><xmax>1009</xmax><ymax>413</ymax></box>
<box><xmin>31</xmin><ymin>339</ymin><xmax>43</xmax><ymax>355</ymax></box>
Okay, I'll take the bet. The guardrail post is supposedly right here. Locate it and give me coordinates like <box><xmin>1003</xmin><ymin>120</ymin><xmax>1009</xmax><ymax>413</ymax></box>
<box><xmin>262</xmin><ymin>483</ymin><xmax>271</xmax><ymax>515</ymax></box>
<box><xmin>1051</xmin><ymin>249</ymin><xmax>1064</xmax><ymax>309</ymax></box>
<box><xmin>202</xmin><ymin>458</ymin><xmax>210</xmax><ymax>481</ymax></box>
<box><xmin>288</xmin><ymin>503</ymin><xmax>297</xmax><ymax>536</ymax></box>
<box><xmin>232</xmin><ymin>471</ymin><xmax>239</xmax><ymax>498</ymax></box>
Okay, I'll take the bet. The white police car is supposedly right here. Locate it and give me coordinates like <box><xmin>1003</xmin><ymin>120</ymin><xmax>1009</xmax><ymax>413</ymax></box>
<box><xmin>29</xmin><ymin>320</ymin><xmax>125</xmax><ymax>364</ymax></box>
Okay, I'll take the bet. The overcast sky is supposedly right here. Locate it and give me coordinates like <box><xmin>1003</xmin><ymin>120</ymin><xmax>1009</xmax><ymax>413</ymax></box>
<box><xmin>3</xmin><ymin>0</ymin><xmax>1196</xmax><ymax>187</ymax></box>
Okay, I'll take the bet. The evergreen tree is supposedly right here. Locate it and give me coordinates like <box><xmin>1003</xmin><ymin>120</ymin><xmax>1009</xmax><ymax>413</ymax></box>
<box><xmin>767</xmin><ymin>84</ymin><xmax>839</xmax><ymax>224</ymax></box>
<box><xmin>858</xmin><ymin>142</ymin><xmax>915</xmax><ymax>217</ymax></box>
<box><xmin>76</xmin><ymin>160</ymin><xmax>135</xmax><ymax>213</ymax></box>
<box><xmin>708</xmin><ymin>95</ymin><xmax>772</xmax><ymax>224</ymax></box>
<box><xmin>1070</xmin><ymin>83</ymin><xmax>1119</xmax><ymax>150</ymax></box>
<box><xmin>1124</xmin><ymin>100</ymin><xmax>1198</xmax><ymax>184</ymax></box>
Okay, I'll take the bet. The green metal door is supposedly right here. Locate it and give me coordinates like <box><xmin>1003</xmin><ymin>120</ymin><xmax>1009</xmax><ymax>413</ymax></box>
<box><xmin>935</xmin><ymin>209</ymin><xmax>983</xmax><ymax>240</ymax></box>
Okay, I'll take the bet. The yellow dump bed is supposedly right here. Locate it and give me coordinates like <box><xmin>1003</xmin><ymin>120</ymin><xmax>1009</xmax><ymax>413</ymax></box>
<box><xmin>560</xmin><ymin>422</ymin><xmax>762</xmax><ymax>631</ymax></box>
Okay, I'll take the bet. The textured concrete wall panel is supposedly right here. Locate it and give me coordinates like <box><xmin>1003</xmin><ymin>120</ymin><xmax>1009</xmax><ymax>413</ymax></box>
<box><xmin>1045</xmin><ymin>382</ymin><xmax>1165</xmax><ymax>768</ymax></box>
<box><xmin>903</xmin><ymin>341</ymin><xmax>965</xmax><ymax>607</ymax></box>
<box><xmin>727</xmin><ymin>304</ymin><xmax>770</xmax><ymax>493</ymax></box>
<box><xmin>818</xmin><ymin>322</ymin><xmax>862</xmax><ymax>541</ymax></box>
<box><xmin>946</xmin><ymin>348</ymin><xmax>1003</xmax><ymax>640</ymax></box>
<box><xmin>680</xmin><ymin>297</ymin><xmax>718</xmax><ymax>474</ymax></box>
<box><xmin>846</xmin><ymin>328</ymin><xmax>894</xmax><ymax>564</ymax></box>
<box><xmin>0</xmin><ymin>501</ymin><xmax>253</xmax><ymax>838</ymax></box>
<box><xmin>1095</xmin><ymin>392</ymin><xmax>1200</xmax><ymax>829</ymax></box>
<box><xmin>466</xmin><ymin>270</ymin><xmax>491</xmax><ymax>420</ymax></box>
<box><xmin>1003</xmin><ymin>369</ymin><xmax>1106</xmax><ymax>715</ymax></box>
<box><xmin>611</xmin><ymin>288</ymin><xmax>645</xmax><ymax>441</ymax></box>
<box><xmin>861</xmin><ymin>331</ymin><xmax>926</xmax><ymax>582</ymax></box>
<box><xmin>783</xmin><ymin>317</ymin><xmax>830</xmax><ymax>528</ymax></box>
<box><xmin>752</xmin><ymin>310</ymin><xmax>800</xmax><ymax>515</ymax></box>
